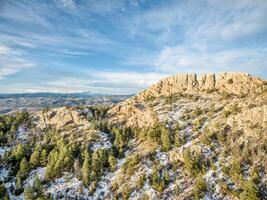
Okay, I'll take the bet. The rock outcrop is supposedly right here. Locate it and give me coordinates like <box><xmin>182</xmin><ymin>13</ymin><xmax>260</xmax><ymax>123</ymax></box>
<box><xmin>108</xmin><ymin>72</ymin><xmax>266</xmax><ymax>128</ymax></box>
<box><xmin>33</xmin><ymin>107</ymin><xmax>90</xmax><ymax>130</ymax></box>
<box><xmin>137</xmin><ymin>72</ymin><xmax>264</xmax><ymax>101</ymax></box>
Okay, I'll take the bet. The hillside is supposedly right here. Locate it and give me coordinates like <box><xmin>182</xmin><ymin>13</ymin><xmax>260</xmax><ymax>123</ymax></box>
<box><xmin>0</xmin><ymin>73</ymin><xmax>266</xmax><ymax>200</ymax></box>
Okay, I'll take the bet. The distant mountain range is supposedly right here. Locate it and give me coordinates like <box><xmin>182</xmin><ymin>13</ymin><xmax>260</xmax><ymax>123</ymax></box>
<box><xmin>0</xmin><ymin>92</ymin><xmax>132</xmax><ymax>99</ymax></box>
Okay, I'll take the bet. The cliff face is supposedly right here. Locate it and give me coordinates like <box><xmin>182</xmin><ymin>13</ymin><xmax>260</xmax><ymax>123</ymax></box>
<box><xmin>33</xmin><ymin>107</ymin><xmax>91</xmax><ymax>131</ymax></box>
<box><xmin>108</xmin><ymin>73</ymin><xmax>266</xmax><ymax>128</ymax></box>
<box><xmin>137</xmin><ymin>72</ymin><xmax>264</xmax><ymax>101</ymax></box>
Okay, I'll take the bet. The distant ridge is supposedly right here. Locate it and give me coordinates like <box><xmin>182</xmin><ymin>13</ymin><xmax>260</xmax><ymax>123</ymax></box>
<box><xmin>0</xmin><ymin>92</ymin><xmax>131</xmax><ymax>99</ymax></box>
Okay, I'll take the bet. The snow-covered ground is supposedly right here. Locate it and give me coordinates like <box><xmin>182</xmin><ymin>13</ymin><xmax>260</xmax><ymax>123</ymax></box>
<box><xmin>46</xmin><ymin>173</ymin><xmax>90</xmax><ymax>199</ymax></box>
<box><xmin>155</xmin><ymin>149</ymin><xmax>169</xmax><ymax>166</ymax></box>
<box><xmin>90</xmin><ymin>131</ymin><xmax>112</xmax><ymax>151</ymax></box>
<box><xmin>25</xmin><ymin>167</ymin><xmax>46</xmax><ymax>186</ymax></box>
<box><xmin>0</xmin><ymin>146</ymin><xmax>10</xmax><ymax>157</ymax></box>
<box><xmin>17</xmin><ymin>126</ymin><xmax>27</xmax><ymax>143</ymax></box>
<box><xmin>0</xmin><ymin>167</ymin><xmax>9</xmax><ymax>181</ymax></box>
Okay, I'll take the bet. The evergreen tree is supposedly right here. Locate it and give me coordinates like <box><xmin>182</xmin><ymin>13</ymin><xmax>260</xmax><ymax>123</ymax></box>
<box><xmin>192</xmin><ymin>176</ymin><xmax>207</xmax><ymax>200</ymax></box>
<box><xmin>33</xmin><ymin>175</ymin><xmax>42</xmax><ymax>195</ymax></box>
<box><xmin>174</xmin><ymin>129</ymin><xmax>184</xmax><ymax>147</ymax></box>
<box><xmin>40</xmin><ymin>149</ymin><xmax>47</xmax><ymax>166</ymax></box>
<box><xmin>45</xmin><ymin>150</ymin><xmax>58</xmax><ymax>180</ymax></box>
<box><xmin>0</xmin><ymin>183</ymin><xmax>7</xmax><ymax>198</ymax></box>
<box><xmin>161</xmin><ymin>127</ymin><xmax>171</xmax><ymax>151</ymax></box>
<box><xmin>3</xmin><ymin>194</ymin><xmax>9</xmax><ymax>200</ymax></box>
<box><xmin>163</xmin><ymin>170</ymin><xmax>170</xmax><ymax>185</ymax></box>
<box><xmin>17</xmin><ymin>158</ymin><xmax>29</xmax><ymax>180</ymax></box>
<box><xmin>136</xmin><ymin>173</ymin><xmax>145</xmax><ymax>189</ymax></box>
<box><xmin>183</xmin><ymin>149</ymin><xmax>202</xmax><ymax>177</ymax></box>
<box><xmin>13</xmin><ymin>144</ymin><xmax>25</xmax><ymax>160</ymax></box>
<box><xmin>82</xmin><ymin>152</ymin><xmax>90</xmax><ymax>187</ymax></box>
<box><xmin>30</xmin><ymin>145</ymin><xmax>42</xmax><ymax>167</ymax></box>
<box><xmin>108</xmin><ymin>154</ymin><xmax>117</xmax><ymax>172</ymax></box>
<box><xmin>240</xmin><ymin>178</ymin><xmax>260</xmax><ymax>200</ymax></box>
<box><xmin>229</xmin><ymin>160</ymin><xmax>242</xmax><ymax>182</ymax></box>
<box><xmin>24</xmin><ymin>185</ymin><xmax>33</xmax><ymax>200</ymax></box>
<box><xmin>16</xmin><ymin>175</ymin><xmax>21</xmax><ymax>188</ymax></box>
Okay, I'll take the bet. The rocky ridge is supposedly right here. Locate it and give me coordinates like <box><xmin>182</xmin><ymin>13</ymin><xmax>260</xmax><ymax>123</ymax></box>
<box><xmin>138</xmin><ymin>72</ymin><xmax>264</xmax><ymax>99</ymax></box>
<box><xmin>108</xmin><ymin>73</ymin><xmax>266</xmax><ymax>128</ymax></box>
<box><xmin>1</xmin><ymin>72</ymin><xmax>266</xmax><ymax>200</ymax></box>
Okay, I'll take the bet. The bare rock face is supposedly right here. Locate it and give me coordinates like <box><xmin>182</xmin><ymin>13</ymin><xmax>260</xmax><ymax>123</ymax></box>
<box><xmin>34</xmin><ymin>107</ymin><xmax>90</xmax><ymax>130</ymax></box>
<box><xmin>108</xmin><ymin>72</ymin><xmax>266</xmax><ymax>128</ymax></box>
<box><xmin>137</xmin><ymin>72</ymin><xmax>263</xmax><ymax>101</ymax></box>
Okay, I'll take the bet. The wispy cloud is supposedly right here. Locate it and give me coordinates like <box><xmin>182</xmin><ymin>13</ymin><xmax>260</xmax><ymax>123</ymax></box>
<box><xmin>0</xmin><ymin>0</ymin><xmax>266</xmax><ymax>93</ymax></box>
<box><xmin>153</xmin><ymin>46</ymin><xmax>267</xmax><ymax>75</ymax></box>
<box><xmin>43</xmin><ymin>71</ymin><xmax>167</xmax><ymax>94</ymax></box>
<box><xmin>0</xmin><ymin>43</ymin><xmax>36</xmax><ymax>80</ymax></box>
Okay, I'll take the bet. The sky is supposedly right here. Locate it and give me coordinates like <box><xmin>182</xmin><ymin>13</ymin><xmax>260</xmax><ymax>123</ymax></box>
<box><xmin>0</xmin><ymin>0</ymin><xmax>266</xmax><ymax>94</ymax></box>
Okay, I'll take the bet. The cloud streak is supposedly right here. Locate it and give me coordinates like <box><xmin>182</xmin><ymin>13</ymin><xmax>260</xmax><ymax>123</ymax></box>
<box><xmin>0</xmin><ymin>0</ymin><xmax>266</xmax><ymax>93</ymax></box>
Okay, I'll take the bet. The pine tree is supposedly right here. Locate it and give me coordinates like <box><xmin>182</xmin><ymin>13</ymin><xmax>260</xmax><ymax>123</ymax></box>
<box><xmin>3</xmin><ymin>194</ymin><xmax>9</xmax><ymax>200</ymax></box>
<box><xmin>16</xmin><ymin>175</ymin><xmax>21</xmax><ymax>188</ymax></box>
<box><xmin>108</xmin><ymin>154</ymin><xmax>117</xmax><ymax>172</ymax></box>
<box><xmin>136</xmin><ymin>173</ymin><xmax>145</xmax><ymax>189</ymax></box>
<box><xmin>17</xmin><ymin>158</ymin><xmax>29</xmax><ymax>180</ymax></box>
<box><xmin>163</xmin><ymin>170</ymin><xmax>170</xmax><ymax>185</ymax></box>
<box><xmin>40</xmin><ymin>149</ymin><xmax>47</xmax><ymax>166</ymax></box>
<box><xmin>0</xmin><ymin>183</ymin><xmax>7</xmax><ymax>198</ymax></box>
<box><xmin>45</xmin><ymin>150</ymin><xmax>58</xmax><ymax>180</ymax></box>
<box><xmin>183</xmin><ymin>149</ymin><xmax>202</xmax><ymax>177</ymax></box>
<box><xmin>229</xmin><ymin>160</ymin><xmax>241</xmax><ymax>182</ymax></box>
<box><xmin>24</xmin><ymin>185</ymin><xmax>33</xmax><ymax>200</ymax></box>
<box><xmin>30</xmin><ymin>145</ymin><xmax>41</xmax><ymax>167</ymax></box>
<box><xmin>192</xmin><ymin>176</ymin><xmax>207</xmax><ymax>200</ymax></box>
<box><xmin>174</xmin><ymin>129</ymin><xmax>184</xmax><ymax>147</ymax></box>
<box><xmin>33</xmin><ymin>175</ymin><xmax>42</xmax><ymax>195</ymax></box>
<box><xmin>240</xmin><ymin>178</ymin><xmax>260</xmax><ymax>200</ymax></box>
<box><xmin>161</xmin><ymin>127</ymin><xmax>171</xmax><ymax>151</ymax></box>
<box><xmin>13</xmin><ymin>144</ymin><xmax>25</xmax><ymax>160</ymax></box>
<box><xmin>82</xmin><ymin>152</ymin><xmax>90</xmax><ymax>187</ymax></box>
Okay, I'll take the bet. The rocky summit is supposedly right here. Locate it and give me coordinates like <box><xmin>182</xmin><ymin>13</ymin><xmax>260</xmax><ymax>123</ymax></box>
<box><xmin>0</xmin><ymin>73</ymin><xmax>266</xmax><ymax>200</ymax></box>
<box><xmin>108</xmin><ymin>73</ymin><xmax>266</xmax><ymax>128</ymax></box>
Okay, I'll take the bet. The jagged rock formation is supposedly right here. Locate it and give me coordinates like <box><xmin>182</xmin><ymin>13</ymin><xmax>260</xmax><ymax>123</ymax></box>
<box><xmin>33</xmin><ymin>107</ymin><xmax>91</xmax><ymax>130</ymax></box>
<box><xmin>1</xmin><ymin>72</ymin><xmax>266</xmax><ymax>200</ymax></box>
<box><xmin>138</xmin><ymin>72</ymin><xmax>264</xmax><ymax>100</ymax></box>
<box><xmin>108</xmin><ymin>73</ymin><xmax>266</xmax><ymax>128</ymax></box>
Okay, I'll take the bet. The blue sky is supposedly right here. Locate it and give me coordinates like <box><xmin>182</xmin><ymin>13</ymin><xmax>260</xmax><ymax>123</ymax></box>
<box><xmin>0</xmin><ymin>0</ymin><xmax>266</xmax><ymax>94</ymax></box>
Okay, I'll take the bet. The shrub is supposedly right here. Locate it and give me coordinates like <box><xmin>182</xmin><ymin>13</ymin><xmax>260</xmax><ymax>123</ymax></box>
<box><xmin>161</xmin><ymin>126</ymin><xmax>172</xmax><ymax>151</ymax></box>
<box><xmin>0</xmin><ymin>184</ymin><xmax>7</xmax><ymax>199</ymax></box>
<box><xmin>24</xmin><ymin>185</ymin><xmax>33</xmax><ymax>200</ymax></box>
<box><xmin>183</xmin><ymin>149</ymin><xmax>204</xmax><ymax>177</ymax></box>
<box><xmin>192</xmin><ymin>176</ymin><xmax>207</xmax><ymax>200</ymax></box>
<box><xmin>150</xmin><ymin>166</ymin><xmax>169</xmax><ymax>192</ymax></box>
<box><xmin>136</xmin><ymin>173</ymin><xmax>146</xmax><ymax>189</ymax></box>
<box><xmin>108</xmin><ymin>154</ymin><xmax>117</xmax><ymax>172</ymax></box>
<box><xmin>191</xmin><ymin>107</ymin><xmax>202</xmax><ymax>118</ymax></box>
<box><xmin>174</xmin><ymin>130</ymin><xmax>185</xmax><ymax>147</ymax></box>
<box><xmin>122</xmin><ymin>154</ymin><xmax>140</xmax><ymax>176</ymax></box>
<box><xmin>229</xmin><ymin>160</ymin><xmax>242</xmax><ymax>182</ymax></box>
<box><xmin>240</xmin><ymin>179</ymin><xmax>260</xmax><ymax>200</ymax></box>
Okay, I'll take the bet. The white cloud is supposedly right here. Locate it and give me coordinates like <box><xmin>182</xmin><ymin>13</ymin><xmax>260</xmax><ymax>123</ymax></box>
<box><xmin>0</xmin><ymin>45</ymin><xmax>11</xmax><ymax>55</ymax></box>
<box><xmin>58</xmin><ymin>0</ymin><xmax>75</xmax><ymax>9</ymax></box>
<box><xmin>153</xmin><ymin>45</ymin><xmax>267</xmax><ymax>75</ymax></box>
<box><xmin>127</xmin><ymin>0</ymin><xmax>267</xmax><ymax>45</ymax></box>
<box><xmin>43</xmin><ymin>71</ymin><xmax>168</xmax><ymax>94</ymax></box>
<box><xmin>0</xmin><ymin>45</ymin><xmax>36</xmax><ymax>79</ymax></box>
<box><xmin>0</xmin><ymin>59</ymin><xmax>35</xmax><ymax>80</ymax></box>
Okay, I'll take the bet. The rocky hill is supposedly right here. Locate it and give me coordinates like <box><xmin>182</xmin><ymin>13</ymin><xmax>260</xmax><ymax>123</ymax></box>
<box><xmin>0</xmin><ymin>72</ymin><xmax>266</xmax><ymax>200</ymax></box>
<box><xmin>108</xmin><ymin>73</ymin><xmax>266</xmax><ymax>128</ymax></box>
